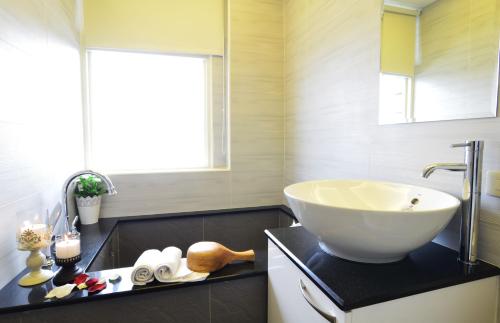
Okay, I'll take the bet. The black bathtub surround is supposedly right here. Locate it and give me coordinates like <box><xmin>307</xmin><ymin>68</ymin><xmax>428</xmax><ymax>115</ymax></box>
<box><xmin>5</xmin><ymin>205</ymin><xmax>498</xmax><ymax>322</ymax></box>
<box><xmin>266</xmin><ymin>226</ymin><xmax>500</xmax><ymax>311</ymax></box>
<box><xmin>0</xmin><ymin>274</ymin><xmax>267</xmax><ymax>323</ymax></box>
<box><xmin>89</xmin><ymin>206</ymin><xmax>293</xmax><ymax>271</ymax></box>
<box><xmin>0</xmin><ymin>206</ymin><xmax>293</xmax><ymax>319</ymax></box>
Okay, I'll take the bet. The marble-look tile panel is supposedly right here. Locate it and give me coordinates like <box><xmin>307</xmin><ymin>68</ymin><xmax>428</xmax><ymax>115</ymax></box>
<box><xmin>210</xmin><ymin>275</ymin><xmax>267</xmax><ymax>323</ymax></box>
<box><xmin>116</xmin><ymin>217</ymin><xmax>204</xmax><ymax>267</ymax></box>
<box><xmin>0</xmin><ymin>0</ymin><xmax>83</xmax><ymax>289</ymax></box>
<box><xmin>204</xmin><ymin>210</ymin><xmax>280</xmax><ymax>251</ymax></box>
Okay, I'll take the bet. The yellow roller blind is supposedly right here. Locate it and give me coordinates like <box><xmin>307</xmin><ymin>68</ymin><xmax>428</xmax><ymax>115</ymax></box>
<box><xmin>381</xmin><ymin>12</ymin><xmax>416</xmax><ymax>76</ymax></box>
<box><xmin>83</xmin><ymin>0</ymin><xmax>224</xmax><ymax>55</ymax></box>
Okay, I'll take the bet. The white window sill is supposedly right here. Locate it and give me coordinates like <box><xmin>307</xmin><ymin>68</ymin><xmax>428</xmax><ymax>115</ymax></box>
<box><xmin>103</xmin><ymin>167</ymin><xmax>231</xmax><ymax>176</ymax></box>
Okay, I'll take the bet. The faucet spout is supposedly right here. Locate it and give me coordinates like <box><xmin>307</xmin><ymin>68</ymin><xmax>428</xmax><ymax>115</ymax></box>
<box><xmin>422</xmin><ymin>162</ymin><xmax>467</xmax><ymax>178</ymax></box>
<box><xmin>422</xmin><ymin>140</ymin><xmax>484</xmax><ymax>265</ymax></box>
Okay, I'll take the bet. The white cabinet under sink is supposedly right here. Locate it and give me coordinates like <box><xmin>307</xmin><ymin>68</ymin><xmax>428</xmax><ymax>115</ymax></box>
<box><xmin>268</xmin><ymin>241</ymin><xmax>499</xmax><ymax>323</ymax></box>
<box><xmin>268</xmin><ymin>241</ymin><xmax>349</xmax><ymax>323</ymax></box>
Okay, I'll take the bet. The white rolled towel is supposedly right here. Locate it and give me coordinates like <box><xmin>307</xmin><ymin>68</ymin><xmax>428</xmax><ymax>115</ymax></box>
<box><xmin>154</xmin><ymin>246</ymin><xmax>209</xmax><ymax>283</ymax></box>
<box><xmin>131</xmin><ymin>249</ymin><xmax>163</xmax><ymax>285</ymax></box>
<box><xmin>159</xmin><ymin>259</ymin><xmax>209</xmax><ymax>283</ymax></box>
<box><xmin>154</xmin><ymin>246</ymin><xmax>186</xmax><ymax>282</ymax></box>
<box><xmin>132</xmin><ymin>247</ymin><xmax>210</xmax><ymax>285</ymax></box>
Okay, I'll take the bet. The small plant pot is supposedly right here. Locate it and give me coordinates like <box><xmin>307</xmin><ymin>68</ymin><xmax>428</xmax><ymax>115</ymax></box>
<box><xmin>76</xmin><ymin>196</ymin><xmax>102</xmax><ymax>225</ymax></box>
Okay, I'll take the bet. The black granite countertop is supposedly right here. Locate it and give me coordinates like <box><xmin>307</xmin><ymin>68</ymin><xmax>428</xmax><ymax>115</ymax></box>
<box><xmin>0</xmin><ymin>218</ymin><xmax>118</xmax><ymax>313</ymax></box>
<box><xmin>0</xmin><ymin>218</ymin><xmax>118</xmax><ymax>299</ymax></box>
<box><xmin>0</xmin><ymin>251</ymin><xmax>266</xmax><ymax>314</ymax></box>
<box><xmin>265</xmin><ymin>226</ymin><xmax>500</xmax><ymax>311</ymax></box>
<box><xmin>0</xmin><ymin>206</ymin><xmax>282</xmax><ymax>314</ymax></box>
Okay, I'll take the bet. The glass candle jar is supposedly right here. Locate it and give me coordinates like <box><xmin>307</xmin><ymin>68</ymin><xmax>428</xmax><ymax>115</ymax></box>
<box><xmin>16</xmin><ymin>213</ymin><xmax>54</xmax><ymax>286</ymax></box>
<box><xmin>17</xmin><ymin>221</ymin><xmax>51</xmax><ymax>251</ymax></box>
<box><xmin>55</xmin><ymin>232</ymin><xmax>81</xmax><ymax>260</ymax></box>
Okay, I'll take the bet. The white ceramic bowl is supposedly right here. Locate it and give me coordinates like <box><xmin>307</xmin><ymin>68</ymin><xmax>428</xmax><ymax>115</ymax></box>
<box><xmin>284</xmin><ymin>179</ymin><xmax>460</xmax><ymax>263</ymax></box>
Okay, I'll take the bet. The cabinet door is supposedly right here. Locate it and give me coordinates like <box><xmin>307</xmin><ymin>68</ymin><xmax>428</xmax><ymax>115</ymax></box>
<box><xmin>350</xmin><ymin>276</ymin><xmax>499</xmax><ymax>323</ymax></box>
<box><xmin>268</xmin><ymin>241</ymin><xmax>350</xmax><ymax>323</ymax></box>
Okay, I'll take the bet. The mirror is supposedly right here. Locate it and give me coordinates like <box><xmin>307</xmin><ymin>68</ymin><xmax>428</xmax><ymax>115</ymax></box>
<box><xmin>379</xmin><ymin>0</ymin><xmax>499</xmax><ymax>124</ymax></box>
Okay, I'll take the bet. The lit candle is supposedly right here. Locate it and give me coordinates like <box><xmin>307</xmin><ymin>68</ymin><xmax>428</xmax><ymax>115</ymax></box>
<box><xmin>55</xmin><ymin>234</ymin><xmax>81</xmax><ymax>259</ymax></box>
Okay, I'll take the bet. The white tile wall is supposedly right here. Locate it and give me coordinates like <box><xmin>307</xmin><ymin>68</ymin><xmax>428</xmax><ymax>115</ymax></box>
<box><xmin>413</xmin><ymin>0</ymin><xmax>498</xmax><ymax>121</ymax></box>
<box><xmin>283</xmin><ymin>0</ymin><xmax>500</xmax><ymax>267</ymax></box>
<box><xmin>99</xmin><ymin>0</ymin><xmax>285</xmax><ymax>217</ymax></box>
<box><xmin>0</xmin><ymin>0</ymin><xmax>83</xmax><ymax>289</ymax></box>
<box><xmin>0</xmin><ymin>0</ymin><xmax>285</xmax><ymax>289</ymax></box>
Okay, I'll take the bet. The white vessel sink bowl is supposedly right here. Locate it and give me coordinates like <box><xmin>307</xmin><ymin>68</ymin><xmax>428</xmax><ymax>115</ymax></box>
<box><xmin>284</xmin><ymin>180</ymin><xmax>460</xmax><ymax>263</ymax></box>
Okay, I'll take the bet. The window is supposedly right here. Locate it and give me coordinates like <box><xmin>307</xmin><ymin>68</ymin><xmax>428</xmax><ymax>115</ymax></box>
<box><xmin>379</xmin><ymin>73</ymin><xmax>414</xmax><ymax>124</ymax></box>
<box><xmin>85</xmin><ymin>49</ymin><xmax>226</xmax><ymax>173</ymax></box>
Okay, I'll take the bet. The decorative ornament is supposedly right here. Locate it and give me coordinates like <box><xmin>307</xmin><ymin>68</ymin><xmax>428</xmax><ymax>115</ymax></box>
<box><xmin>74</xmin><ymin>273</ymin><xmax>89</xmax><ymax>285</ymax></box>
<box><xmin>72</xmin><ymin>273</ymin><xmax>107</xmax><ymax>294</ymax></box>
<box><xmin>45</xmin><ymin>284</ymin><xmax>76</xmax><ymax>299</ymax></box>
<box><xmin>88</xmin><ymin>282</ymin><xmax>106</xmax><ymax>293</ymax></box>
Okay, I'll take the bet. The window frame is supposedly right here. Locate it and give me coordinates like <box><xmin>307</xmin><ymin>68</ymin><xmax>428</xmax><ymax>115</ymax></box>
<box><xmin>379</xmin><ymin>72</ymin><xmax>415</xmax><ymax>125</ymax></box>
<box><xmin>82</xmin><ymin>48</ymin><xmax>228</xmax><ymax>174</ymax></box>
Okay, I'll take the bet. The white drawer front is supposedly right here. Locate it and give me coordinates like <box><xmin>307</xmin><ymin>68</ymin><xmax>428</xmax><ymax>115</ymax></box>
<box><xmin>268</xmin><ymin>241</ymin><xmax>350</xmax><ymax>323</ymax></box>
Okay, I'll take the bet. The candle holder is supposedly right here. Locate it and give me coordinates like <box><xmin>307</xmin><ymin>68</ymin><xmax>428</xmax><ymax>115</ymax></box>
<box><xmin>53</xmin><ymin>255</ymin><xmax>83</xmax><ymax>286</ymax></box>
<box><xmin>16</xmin><ymin>221</ymin><xmax>53</xmax><ymax>287</ymax></box>
<box><xmin>52</xmin><ymin>232</ymin><xmax>82</xmax><ymax>286</ymax></box>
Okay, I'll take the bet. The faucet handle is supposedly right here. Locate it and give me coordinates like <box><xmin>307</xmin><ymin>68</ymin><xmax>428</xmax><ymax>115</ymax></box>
<box><xmin>451</xmin><ymin>142</ymin><xmax>472</xmax><ymax>148</ymax></box>
<box><xmin>451</xmin><ymin>140</ymin><xmax>484</xmax><ymax>151</ymax></box>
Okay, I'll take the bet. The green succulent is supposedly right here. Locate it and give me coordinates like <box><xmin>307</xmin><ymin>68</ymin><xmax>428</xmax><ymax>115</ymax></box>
<box><xmin>75</xmin><ymin>175</ymin><xmax>106</xmax><ymax>198</ymax></box>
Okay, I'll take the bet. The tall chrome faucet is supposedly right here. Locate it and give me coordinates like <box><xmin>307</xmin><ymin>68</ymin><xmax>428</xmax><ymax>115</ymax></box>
<box><xmin>422</xmin><ymin>140</ymin><xmax>484</xmax><ymax>265</ymax></box>
<box><xmin>61</xmin><ymin>170</ymin><xmax>117</xmax><ymax>231</ymax></box>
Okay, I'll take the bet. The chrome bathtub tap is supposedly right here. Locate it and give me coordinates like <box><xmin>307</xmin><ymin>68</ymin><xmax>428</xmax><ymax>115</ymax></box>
<box><xmin>61</xmin><ymin>170</ymin><xmax>117</xmax><ymax>231</ymax></box>
<box><xmin>422</xmin><ymin>140</ymin><xmax>484</xmax><ymax>265</ymax></box>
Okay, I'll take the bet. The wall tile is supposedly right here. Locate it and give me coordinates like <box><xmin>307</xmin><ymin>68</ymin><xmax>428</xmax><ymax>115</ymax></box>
<box><xmin>101</xmin><ymin>171</ymin><xmax>232</xmax><ymax>218</ymax></box>
<box><xmin>99</xmin><ymin>0</ymin><xmax>285</xmax><ymax>218</ymax></box>
<box><xmin>210</xmin><ymin>275</ymin><xmax>267</xmax><ymax>323</ymax></box>
<box><xmin>278</xmin><ymin>209</ymin><xmax>295</xmax><ymax>227</ymax></box>
<box><xmin>1</xmin><ymin>275</ymin><xmax>269</xmax><ymax>323</ymax></box>
<box><xmin>17</xmin><ymin>284</ymin><xmax>210</xmax><ymax>323</ymax></box>
<box><xmin>282</xmin><ymin>1</ymin><xmax>500</xmax><ymax>309</ymax></box>
<box><xmin>86</xmin><ymin>229</ymin><xmax>118</xmax><ymax>271</ymax></box>
<box><xmin>86</xmin><ymin>209</ymin><xmax>283</xmax><ymax>273</ymax></box>
<box><xmin>116</xmin><ymin>217</ymin><xmax>204</xmax><ymax>267</ymax></box>
<box><xmin>204</xmin><ymin>210</ymin><xmax>280</xmax><ymax>252</ymax></box>
<box><xmin>0</xmin><ymin>0</ymin><xmax>83</xmax><ymax>289</ymax></box>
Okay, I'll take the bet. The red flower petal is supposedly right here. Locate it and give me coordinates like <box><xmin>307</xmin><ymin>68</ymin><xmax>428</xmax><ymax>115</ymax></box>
<box><xmin>88</xmin><ymin>282</ymin><xmax>106</xmax><ymax>293</ymax></box>
<box><xmin>74</xmin><ymin>273</ymin><xmax>89</xmax><ymax>285</ymax></box>
<box><xmin>86</xmin><ymin>278</ymin><xmax>99</xmax><ymax>287</ymax></box>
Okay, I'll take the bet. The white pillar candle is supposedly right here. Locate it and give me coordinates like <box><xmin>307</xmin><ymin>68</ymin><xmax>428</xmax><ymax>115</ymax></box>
<box><xmin>55</xmin><ymin>235</ymin><xmax>81</xmax><ymax>259</ymax></box>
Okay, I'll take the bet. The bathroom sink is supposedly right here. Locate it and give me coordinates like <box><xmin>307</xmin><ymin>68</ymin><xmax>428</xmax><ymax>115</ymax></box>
<box><xmin>284</xmin><ymin>180</ymin><xmax>460</xmax><ymax>263</ymax></box>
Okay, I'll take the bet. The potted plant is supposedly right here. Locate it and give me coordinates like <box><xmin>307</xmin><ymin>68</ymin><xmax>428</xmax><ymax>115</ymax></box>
<box><xmin>74</xmin><ymin>175</ymin><xmax>106</xmax><ymax>225</ymax></box>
